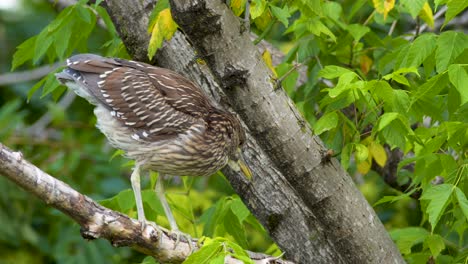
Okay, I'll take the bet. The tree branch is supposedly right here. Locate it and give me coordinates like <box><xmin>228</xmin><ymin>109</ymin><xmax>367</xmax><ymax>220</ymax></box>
<box><xmin>0</xmin><ymin>63</ymin><xmax>60</xmax><ymax>86</ymax></box>
<box><xmin>0</xmin><ymin>142</ymin><xmax>293</xmax><ymax>264</ymax></box>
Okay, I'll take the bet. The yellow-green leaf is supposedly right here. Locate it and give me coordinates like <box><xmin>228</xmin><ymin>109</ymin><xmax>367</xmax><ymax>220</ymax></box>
<box><xmin>369</xmin><ymin>141</ymin><xmax>387</xmax><ymax>167</ymax></box>
<box><xmin>354</xmin><ymin>144</ymin><xmax>369</xmax><ymax>163</ymax></box>
<box><xmin>419</xmin><ymin>2</ymin><xmax>434</xmax><ymax>29</ymax></box>
<box><xmin>250</xmin><ymin>0</ymin><xmax>267</xmax><ymax>19</ymax></box>
<box><xmin>230</xmin><ymin>0</ymin><xmax>247</xmax><ymax>16</ymax></box>
<box><xmin>372</xmin><ymin>0</ymin><xmax>395</xmax><ymax>19</ymax></box>
<box><xmin>357</xmin><ymin>159</ymin><xmax>371</xmax><ymax>174</ymax></box>
<box><xmin>261</xmin><ymin>50</ymin><xmax>277</xmax><ymax>77</ymax></box>
<box><xmin>148</xmin><ymin>8</ymin><xmax>178</xmax><ymax>60</ymax></box>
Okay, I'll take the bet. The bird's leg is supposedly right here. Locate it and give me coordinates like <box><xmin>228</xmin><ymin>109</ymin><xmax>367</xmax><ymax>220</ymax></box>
<box><xmin>130</xmin><ymin>163</ymin><xmax>146</xmax><ymax>223</ymax></box>
<box><xmin>155</xmin><ymin>174</ymin><xmax>192</xmax><ymax>251</ymax></box>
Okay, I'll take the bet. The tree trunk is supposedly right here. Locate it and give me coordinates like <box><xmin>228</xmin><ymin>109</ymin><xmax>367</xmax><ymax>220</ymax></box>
<box><xmin>103</xmin><ymin>0</ymin><xmax>404</xmax><ymax>263</ymax></box>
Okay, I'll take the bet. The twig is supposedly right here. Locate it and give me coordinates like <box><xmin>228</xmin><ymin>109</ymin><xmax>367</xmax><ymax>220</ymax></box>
<box><xmin>27</xmin><ymin>91</ymin><xmax>77</xmax><ymax>138</ymax></box>
<box><xmin>244</xmin><ymin>0</ymin><xmax>251</xmax><ymax>32</ymax></box>
<box><xmin>0</xmin><ymin>63</ymin><xmax>61</xmax><ymax>86</ymax></box>
<box><xmin>388</xmin><ymin>20</ymin><xmax>397</xmax><ymax>36</ymax></box>
<box><xmin>0</xmin><ymin>142</ymin><xmax>294</xmax><ymax>264</ymax></box>
<box><xmin>253</xmin><ymin>18</ymin><xmax>276</xmax><ymax>45</ymax></box>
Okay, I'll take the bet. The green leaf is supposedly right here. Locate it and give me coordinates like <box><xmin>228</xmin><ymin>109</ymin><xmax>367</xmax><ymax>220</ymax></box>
<box><xmin>346</xmin><ymin>24</ymin><xmax>370</xmax><ymax>42</ymax></box>
<box><xmin>448</xmin><ymin>64</ymin><xmax>468</xmax><ymax>105</ymax></box>
<box><xmin>313</xmin><ymin>112</ymin><xmax>338</xmax><ymax>135</ymax></box>
<box><xmin>401</xmin><ymin>0</ymin><xmax>426</xmax><ymax>18</ymax></box>
<box><xmin>229</xmin><ymin>197</ymin><xmax>250</xmax><ymax>223</ymax></box>
<box><xmin>435</xmin><ymin>31</ymin><xmax>468</xmax><ymax>73</ymax></box>
<box><xmin>33</xmin><ymin>28</ymin><xmax>54</xmax><ymax>64</ymax></box>
<box><xmin>94</xmin><ymin>6</ymin><xmax>118</xmax><ymax>36</ymax></box>
<box><xmin>377</xmin><ymin>113</ymin><xmax>399</xmax><ymax>131</ymax></box>
<box><xmin>328</xmin><ymin>72</ymin><xmax>358</xmax><ymax>98</ymax></box>
<box><xmin>139</xmin><ymin>256</ymin><xmax>158</xmax><ymax>264</ymax></box>
<box><xmin>423</xmin><ymin>234</ymin><xmax>445</xmax><ymax>258</ymax></box>
<box><xmin>420</xmin><ymin>184</ymin><xmax>454</xmax><ymax>231</ymax></box>
<box><xmin>410</xmin><ymin>72</ymin><xmax>448</xmax><ymax>107</ymax></box>
<box><xmin>455</xmin><ymin>187</ymin><xmax>468</xmax><ymax>222</ymax></box>
<box><xmin>27</xmin><ymin>77</ymin><xmax>46</xmax><ymax>101</ymax></box>
<box><xmin>405</xmin><ymin>33</ymin><xmax>437</xmax><ymax>68</ymax></box>
<box><xmin>391</xmin><ymin>90</ymin><xmax>410</xmax><ymax>114</ymax></box>
<box><xmin>390</xmin><ymin>227</ymin><xmax>429</xmax><ymax>255</ymax></box>
<box><xmin>354</xmin><ymin>144</ymin><xmax>368</xmax><ymax>163</ymax></box>
<box><xmin>225</xmin><ymin>241</ymin><xmax>254</xmax><ymax>263</ymax></box>
<box><xmin>374</xmin><ymin>194</ymin><xmax>412</xmax><ymax>206</ymax></box>
<box><xmin>110</xmin><ymin>149</ymin><xmax>125</xmax><ymax>161</ymax></box>
<box><xmin>297</xmin><ymin>37</ymin><xmax>320</xmax><ymax>62</ymax></box>
<box><xmin>306</xmin><ymin>18</ymin><xmax>336</xmax><ymax>42</ymax></box>
<box><xmin>75</xmin><ymin>4</ymin><xmax>92</xmax><ymax>24</ymax></box>
<box><xmin>270</xmin><ymin>5</ymin><xmax>290</xmax><ymax>27</ymax></box>
<box><xmin>225</xmin><ymin>209</ymin><xmax>248</xmax><ymax>248</ymax></box>
<box><xmin>341</xmin><ymin>143</ymin><xmax>353</xmax><ymax>170</ymax></box>
<box><xmin>318</xmin><ymin>66</ymin><xmax>353</xmax><ymax>79</ymax></box>
<box><xmin>11</xmin><ymin>36</ymin><xmax>37</xmax><ymax>71</ymax></box>
<box><xmin>444</xmin><ymin>0</ymin><xmax>468</xmax><ymax>26</ymax></box>
<box><xmin>183</xmin><ymin>241</ymin><xmax>223</xmax><ymax>264</ymax></box>
<box><xmin>208</xmin><ymin>254</ymin><xmax>225</xmax><ymax>264</ymax></box>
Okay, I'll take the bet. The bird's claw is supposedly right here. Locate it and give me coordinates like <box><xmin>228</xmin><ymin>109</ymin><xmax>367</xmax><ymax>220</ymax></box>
<box><xmin>171</xmin><ymin>229</ymin><xmax>193</xmax><ymax>252</ymax></box>
<box><xmin>140</xmin><ymin>220</ymin><xmax>165</xmax><ymax>243</ymax></box>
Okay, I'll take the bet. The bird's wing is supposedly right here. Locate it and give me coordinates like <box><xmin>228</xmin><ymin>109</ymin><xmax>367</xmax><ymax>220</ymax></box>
<box><xmin>64</xmin><ymin>54</ymin><xmax>212</xmax><ymax>141</ymax></box>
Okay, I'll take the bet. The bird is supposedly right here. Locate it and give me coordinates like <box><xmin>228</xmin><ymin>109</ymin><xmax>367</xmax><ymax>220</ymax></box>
<box><xmin>55</xmin><ymin>53</ymin><xmax>252</xmax><ymax>242</ymax></box>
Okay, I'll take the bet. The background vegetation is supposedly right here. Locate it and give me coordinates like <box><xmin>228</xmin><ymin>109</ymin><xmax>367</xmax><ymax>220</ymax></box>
<box><xmin>0</xmin><ymin>0</ymin><xmax>467</xmax><ymax>263</ymax></box>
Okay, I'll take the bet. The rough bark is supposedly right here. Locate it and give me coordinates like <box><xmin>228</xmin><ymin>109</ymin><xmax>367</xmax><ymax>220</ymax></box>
<box><xmin>102</xmin><ymin>0</ymin><xmax>404</xmax><ymax>263</ymax></box>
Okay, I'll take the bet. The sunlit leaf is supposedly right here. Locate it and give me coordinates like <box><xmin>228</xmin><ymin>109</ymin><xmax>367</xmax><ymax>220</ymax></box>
<box><xmin>270</xmin><ymin>5</ymin><xmax>290</xmax><ymax>27</ymax></box>
<box><xmin>390</xmin><ymin>227</ymin><xmax>429</xmax><ymax>255</ymax></box>
<box><xmin>369</xmin><ymin>141</ymin><xmax>387</xmax><ymax>167</ymax></box>
<box><xmin>423</xmin><ymin>234</ymin><xmax>445</xmax><ymax>258</ymax></box>
<box><xmin>435</xmin><ymin>31</ymin><xmax>468</xmax><ymax>73</ymax></box>
<box><xmin>448</xmin><ymin>64</ymin><xmax>468</xmax><ymax>105</ymax></box>
<box><xmin>421</xmin><ymin>184</ymin><xmax>454</xmax><ymax>231</ymax></box>
<box><xmin>183</xmin><ymin>240</ymin><xmax>223</xmax><ymax>264</ymax></box>
<box><xmin>400</xmin><ymin>0</ymin><xmax>426</xmax><ymax>18</ymax></box>
<box><xmin>318</xmin><ymin>66</ymin><xmax>353</xmax><ymax>79</ymax></box>
<box><xmin>354</xmin><ymin>144</ymin><xmax>369</xmax><ymax>163</ymax></box>
<box><xmin>313</xmin><ymin>112</ymin><xmax>339</xmax><ymax>135</ymax></box>
<box><xmin>11</xmin><ymin>36</ymin><xmax>37</xmax><ymax>71</ymax></box>
<box><xmin>455</xmin><ymin>187</ymin><xmax>468</xmax><ymax>222</ymax></box>
<box><xmin>419</xmin><ymin>2</ymin><xmax>434</xmax><ymax>29</ymax></box>
<box><xmin>444</xmin><ymin>0</ymin><xmax>468</xmax><ymax>27</ymax></box>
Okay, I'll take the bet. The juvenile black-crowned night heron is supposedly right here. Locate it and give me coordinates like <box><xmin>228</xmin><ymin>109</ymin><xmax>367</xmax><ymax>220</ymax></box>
<box><xmin>55</xmin><ymin>54</ymin><xmax>251</xmax><ymax>238</ymax></box>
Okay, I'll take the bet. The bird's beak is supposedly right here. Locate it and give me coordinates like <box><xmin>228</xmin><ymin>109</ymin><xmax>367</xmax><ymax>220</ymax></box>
<box><xmin>227</xmin><ymin>152</ymin><xmax>252</xmax><ymax>181</ymax></box>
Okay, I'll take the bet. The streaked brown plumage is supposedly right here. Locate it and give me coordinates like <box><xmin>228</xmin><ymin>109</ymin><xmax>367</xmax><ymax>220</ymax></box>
<box><xmin>56</xmin><ymin>54</ymin><xmax>250</xmax><ymax>238</ymax></box>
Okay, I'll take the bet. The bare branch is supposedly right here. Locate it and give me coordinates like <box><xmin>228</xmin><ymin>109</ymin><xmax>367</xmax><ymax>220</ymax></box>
<box><xmin>0</xmin><ymin>63</ymin><xmax>60</xmax><ymax>86</ymax></box>
<box><xmin>27</xmin><ymin>91</ymin><xmax>76</xmax><ymax>138</ymax></box>
<box><xmin>0</xmin><ymin>142</ymin><xmax>293</xmax><ymax>264</ymax></box>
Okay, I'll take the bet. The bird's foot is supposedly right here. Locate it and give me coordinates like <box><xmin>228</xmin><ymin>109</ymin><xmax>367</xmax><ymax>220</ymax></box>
<box><xmin>170</xmin><ymin>228</ymin><xmax>193</xmax><ymax>252</ymax></box>
<box><xmin>139</xmin><ymin>219</ymin><xmax>165</xmax><ymax>244</ymax></box>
